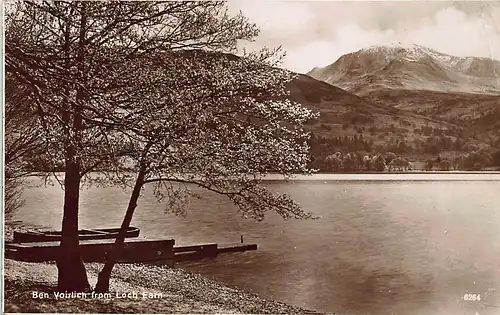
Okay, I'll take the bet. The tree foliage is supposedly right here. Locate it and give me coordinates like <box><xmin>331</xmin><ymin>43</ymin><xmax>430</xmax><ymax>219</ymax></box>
<box><xmin>6</xmin><ymin>1</ymin><xmax>317</xmax><ymax>292</ymax></box>
<box><xmin>4</xmin><ymin>74</ymin><xmax>43</xmax><ymax>218</ymax></box>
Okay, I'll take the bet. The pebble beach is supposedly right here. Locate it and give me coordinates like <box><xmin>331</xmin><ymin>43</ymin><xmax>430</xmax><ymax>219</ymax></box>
<box><xmin>3</xmin><ymin>224</ymin><xmax>320</xmax><ymax>314</ymax></box>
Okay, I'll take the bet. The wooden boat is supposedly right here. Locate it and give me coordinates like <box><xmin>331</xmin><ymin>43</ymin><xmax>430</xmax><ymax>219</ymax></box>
<box><xmin>13</xmin><ymin>227</ymin><xmax>140</xmax><ymax>243</ymax></box>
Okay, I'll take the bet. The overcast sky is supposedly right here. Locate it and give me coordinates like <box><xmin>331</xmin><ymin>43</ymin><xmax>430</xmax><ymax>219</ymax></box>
<box><xmin>227</xmin><ymin>1</ymin><xmax>500</xmax><ymax>73</ymax></box>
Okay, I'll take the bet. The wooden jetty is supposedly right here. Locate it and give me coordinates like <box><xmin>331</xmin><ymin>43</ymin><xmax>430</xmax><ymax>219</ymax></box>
<box><xmin>173</xmin><ymin>243</ymin><xmax>258</xmax><ymax>262</ymax></box>
<box><xmin>217</xmin><ymin>243</ymin><xmax>257</xmax><ymax>253</ymax></box>
<box><xmin>5</xmin><ymin>238</ymin><xmax>257</xmax><ymax>265</ymax></box>
<box><xmin>5</xmin><ymin>238</ymin><xmax>174</xmax><ymax>264</ymax></box>
<box><xmin>13</xmin><ymin>227</ymin><xmax>140</xmax><ymax>243</ymax></box>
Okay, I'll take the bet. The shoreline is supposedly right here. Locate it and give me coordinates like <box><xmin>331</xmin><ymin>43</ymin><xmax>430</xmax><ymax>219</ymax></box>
<box><xmin>312</xmin><ymin>170</ymin><xmax>500</xmax><ymax>174</ymax></box>
<box><xmin>4</xmin><ymin>260</ymin><xmax>319</xmax><ymax>314</ymax></box>
<box><xmin>3</xmin><ymin>224</ymin><xmax>320</xmax><ymax>314</ymax></box>
<box><xmin>262</xmin><ymin>172</ymin><xmax>500</xmax><ymax>181</ymax></box>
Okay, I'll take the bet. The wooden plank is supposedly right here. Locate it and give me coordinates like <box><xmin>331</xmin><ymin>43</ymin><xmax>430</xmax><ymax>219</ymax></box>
<box><xmin>173</xmin><ymin>243</ymin><xmax>217</xmax><ymax>253</ymax></box>
<box><xmin>173</xmin><ymin>243</ymin><xmax>257</xmax><ymax>262</ymax></box>
<box><xmin>173</xmin><ymin>243</ymin><xmax>218</xmax><ymax>261</ymax></box>
<box><xmin>217</xmin><ymin>243</ymin><xmax>257</xmax><ymax>253</ymax></box>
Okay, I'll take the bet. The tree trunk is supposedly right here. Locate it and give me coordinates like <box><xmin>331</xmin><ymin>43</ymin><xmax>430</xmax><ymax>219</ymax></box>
<box><xmin>57</xmin><ymin>155</ymin><xmax>91</xmax><ymax>292</ymax></box>
<box><xmin>56</xmin><ymin>2</ymin><xmax>90</xmax><ymax>292</ymax></box>
<box><xmin>94</xmin><ymin>167</ymin><xmax>147</xmax><ymax>292</ymax></box>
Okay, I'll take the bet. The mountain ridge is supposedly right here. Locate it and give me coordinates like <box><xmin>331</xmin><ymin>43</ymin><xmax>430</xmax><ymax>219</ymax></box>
<box><xmin>307</xmin><ymin>44</ymin><xmax>500</xmax><ymax>95</ymax></box>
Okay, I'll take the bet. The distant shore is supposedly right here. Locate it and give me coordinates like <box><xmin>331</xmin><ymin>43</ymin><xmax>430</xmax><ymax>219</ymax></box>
<box><xmin>259</xmin><ymin>171</ymin><xmax>500</xmax><ymax>181</ymax></box>
<box><xmin>313</xmin><ymin>170</ymin><xmax>500</xmax><ymax>174</ymax></box>
<box><xmin>3</xmin><ymin>224</ymin><xmax>319</xmax><ymax>314</ymax></box>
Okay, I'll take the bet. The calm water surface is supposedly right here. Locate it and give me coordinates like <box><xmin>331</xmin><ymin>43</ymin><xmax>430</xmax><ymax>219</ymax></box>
<box><xmin>13</xmin><ymin>175</ymin><xmax>500</xmax><ymax>315</ymax></box>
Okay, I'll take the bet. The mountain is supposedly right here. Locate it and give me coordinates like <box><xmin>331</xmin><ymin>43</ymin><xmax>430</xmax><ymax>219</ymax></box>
<box><xmin>307</xmin><ymin>44</ymin><xmax>500</xmax><ymax>96</ymax></box>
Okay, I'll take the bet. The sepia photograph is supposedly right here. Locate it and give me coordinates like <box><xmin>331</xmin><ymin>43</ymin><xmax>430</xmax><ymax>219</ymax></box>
<box><xmin>2</xmin><ymin>1</ymin><xmax>500</xmax><ymax>314</ymax></box>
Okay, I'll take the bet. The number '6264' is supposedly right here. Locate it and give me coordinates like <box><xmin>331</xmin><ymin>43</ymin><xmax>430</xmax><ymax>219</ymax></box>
<box><xmin>463</xmin><ymin>294</ymin><xmax>481</xmax><ymax>301</ymax></box>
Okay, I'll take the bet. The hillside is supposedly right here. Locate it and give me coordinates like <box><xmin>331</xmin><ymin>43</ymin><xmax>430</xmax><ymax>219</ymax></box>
<box><xmin>365</xmin><ymin>88</ymin><xmax>500</xmax><ymax>124</ymax></box>
<box><xmin>287</xmin><ymin>73</ymin><xmax>454</xmax><ymax>134</ymax></box>
<box><xmin>284</xmin><ymin>74</ymin><xmax>479</xmax><ymax>166</ymax></box>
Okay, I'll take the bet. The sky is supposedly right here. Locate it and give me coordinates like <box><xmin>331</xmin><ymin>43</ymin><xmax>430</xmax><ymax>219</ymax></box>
<box><xmin>227</xmin><ymin>1</ymin><xmax>500</xmax><ymax>73</ymax></box>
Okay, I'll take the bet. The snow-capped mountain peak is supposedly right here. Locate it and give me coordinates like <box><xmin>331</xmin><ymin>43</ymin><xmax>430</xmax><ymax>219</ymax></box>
<box><xmin>307</xmin><ymin>44</ymin><xmax>500</xmax><ymax>95</ymax></box>
<box><xmin>359</xmin><ymin>44</ymin><xmax>456</xmax><ymax>64</ymax></box>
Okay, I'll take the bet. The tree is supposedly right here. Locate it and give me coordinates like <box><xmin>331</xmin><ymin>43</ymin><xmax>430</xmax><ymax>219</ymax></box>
<box><xmin>7</xmin><ymin>1</ymin><xmax>317</xmax><ymax>293</ymax></box>
<box><xmin>325</xmin><ymin>154</ymin><xmax>342</xmax><ymax>172</ymax></box>
<box><xmin>94</xmin><ymin>48</ymin><xmax>317</xmax><ymax>292</ymax></box>
<box><xmin>493</xmin><ymin>150</ymin><xmax>500</xmax><ymax>167</ymax></box>
<box><xmin>5</xmin><ymin>1</ymin><xmax>263</xmax><ymax>292</ymax></box>
<box><xmin>363</xmin><ymin>155</ymin><xmax>372</xmax><ymax>171</ymax></box>
<box><xmin>385</xmin><ymin>152</ymin><xmax>396</xmax><ymax>164</ymax></box>
<box><xmin>425</xmin><ymin>159</ymin><xmax>435</xmax><ymax>171</ymax></box>
<box><xmin>372</xmin><ymin>154</ymin><xmax>386</xmax><ymax>172</ymax></box>
<box><xmin>4</xmin><ymin>74</ymin><xmax>42</xmax><ymax>219</ymax></box>
<box><xmin>342</xmin><ymin>153</ymin><xmax>357</xmax><ymax>172</ymax></box>
<box><xmin>471</xmin><ymin>151</ymin><xmax>492</xmax><ymax>170</ymax></box>
<box><xmin>388</xmin><ymin>157</ymin><xmax>410</xmax><ymax>171</ymax></box>
<box><xmin>438</xmin><ymin>160</ymin><xmax>452</xmax><ymax>171</ymax></box>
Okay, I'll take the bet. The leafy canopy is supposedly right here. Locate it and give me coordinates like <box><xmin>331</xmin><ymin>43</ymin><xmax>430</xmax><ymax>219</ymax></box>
<box><xmin>6</xmin><ymin>1</ymin><xmax>318</xmax><ymax>221</ymax></box>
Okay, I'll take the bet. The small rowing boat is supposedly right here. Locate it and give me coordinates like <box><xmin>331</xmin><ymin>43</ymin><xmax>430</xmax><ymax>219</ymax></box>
<box><xmin>13</xmin><ymin>227</ymin><xmax>140</xmax><ymax>243</ymax></box>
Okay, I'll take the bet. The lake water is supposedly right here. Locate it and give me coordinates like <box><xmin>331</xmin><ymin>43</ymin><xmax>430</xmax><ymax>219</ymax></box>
<box><xmin>12</xmin><ymin>174</ymin><xmax>500</xmax><ymax>314</ymax></box>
